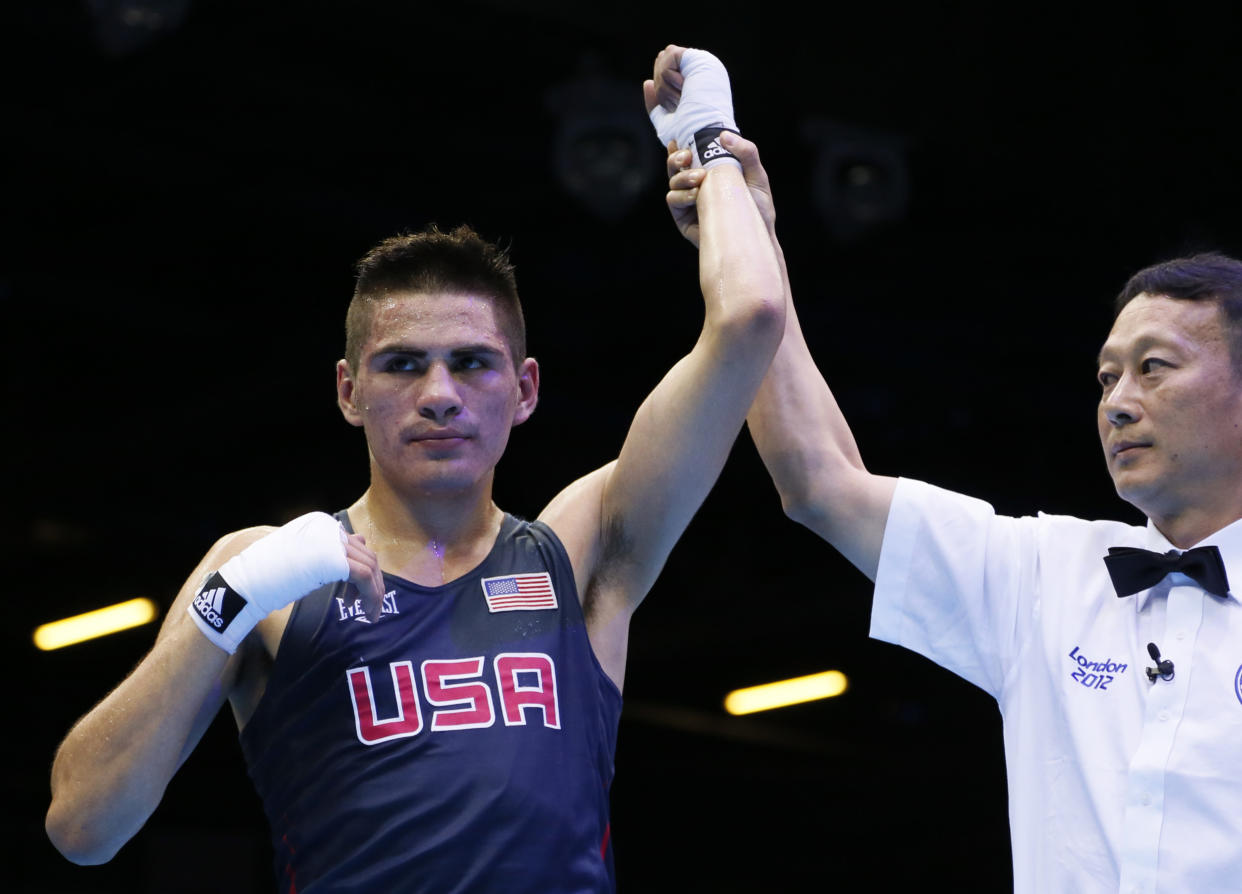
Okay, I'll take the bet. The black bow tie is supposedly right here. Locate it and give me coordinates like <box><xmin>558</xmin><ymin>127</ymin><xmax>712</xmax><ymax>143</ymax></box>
<box><xmin>1104</xmin><ymin>545</ymin><xmax>1231</xmax><ymax>599</ymax></box>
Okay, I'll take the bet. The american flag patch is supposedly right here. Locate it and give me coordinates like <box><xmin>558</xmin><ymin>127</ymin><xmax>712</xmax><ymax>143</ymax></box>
<box><xmin>481</xmin><ymin>572</ymin><xmax>557</xmax><ymax>612</ymax></box>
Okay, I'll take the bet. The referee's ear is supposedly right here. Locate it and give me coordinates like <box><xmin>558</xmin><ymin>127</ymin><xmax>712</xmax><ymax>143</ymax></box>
<box><xmin>336</xmin><ymin>358</ymin><xmax>365</xmax><ymax>428</ymax></box>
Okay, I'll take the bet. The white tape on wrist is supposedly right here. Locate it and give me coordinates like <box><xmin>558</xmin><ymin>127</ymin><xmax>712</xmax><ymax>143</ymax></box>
<box><xmin>649</xmin><ymin>48</ymin><xmax>742</xmax><ymax>170</ymax></box>
<box><xmin>188</xmin><ymin>511</ymin><xmax>350</xmax><ymax>653</ymax></box>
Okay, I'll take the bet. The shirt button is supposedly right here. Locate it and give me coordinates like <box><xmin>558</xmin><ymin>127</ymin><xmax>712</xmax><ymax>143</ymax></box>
<box><xmin>1158</xmin><ymin>710</ymin><xmax>1170</xmax><ymax>722</ymax></box>
<box><xmin>1176</xmin><ymin>631</ymin><xmax>1186</xmax><ymax>641</ymax></box>
<box><xmin>1140</xmin><ymin>793</ymin><xmax>1152</xmax><ymax>806</ymax></box>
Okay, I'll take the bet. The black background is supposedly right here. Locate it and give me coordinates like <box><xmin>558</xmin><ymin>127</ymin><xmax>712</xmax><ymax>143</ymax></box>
<box><xmin>11</xmin><ymin>2</ymin><xmax>1242</xmax><ymax>891</ymax></box>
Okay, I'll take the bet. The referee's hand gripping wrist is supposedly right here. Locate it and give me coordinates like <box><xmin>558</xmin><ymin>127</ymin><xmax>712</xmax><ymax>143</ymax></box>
<box><xmin>188</xmin><ymin>512</ymin><xmax>350</xmax><ymax>653</ymax></box>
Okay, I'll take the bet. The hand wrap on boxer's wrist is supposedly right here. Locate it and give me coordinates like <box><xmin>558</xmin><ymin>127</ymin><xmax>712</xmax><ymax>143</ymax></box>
<box><xmin>188</xmin><ymin>511</ymin><xmax>350</xmax><ymax>653</ymax></box>
<box><xmin>649</xmin><ymin>48</ymin><xmax>742</xmax><ymax>170</ymax></box>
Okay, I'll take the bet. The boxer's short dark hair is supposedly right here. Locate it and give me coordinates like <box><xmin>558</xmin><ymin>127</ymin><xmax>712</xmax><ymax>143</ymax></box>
<box><xmin>346</xmin><ymin>224</ymin><xmax>525</xmax><ymax>370</ymax></box>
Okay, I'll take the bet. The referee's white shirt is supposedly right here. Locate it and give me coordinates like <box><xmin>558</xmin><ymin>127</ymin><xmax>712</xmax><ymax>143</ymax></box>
<box><xmin>872</xmin><ymin>477</ymin><xmax>1242</xmax><ymax>894</ymax></box>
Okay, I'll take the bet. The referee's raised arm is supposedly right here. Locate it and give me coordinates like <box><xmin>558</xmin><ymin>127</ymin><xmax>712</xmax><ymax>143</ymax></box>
<box><xmin>747</xmin><ymin>294</ymin><xmax>898</xmax><ymax>581</ymax></box>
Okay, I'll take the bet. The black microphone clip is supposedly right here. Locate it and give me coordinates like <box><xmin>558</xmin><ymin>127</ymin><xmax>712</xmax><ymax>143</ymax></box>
<box><xmin>1145</xmin><ymin>642</ymin><xmax>1174</xmax><ymax>682</ymax></box>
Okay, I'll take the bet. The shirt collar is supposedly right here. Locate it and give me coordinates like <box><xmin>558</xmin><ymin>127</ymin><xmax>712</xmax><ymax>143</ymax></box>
<box><xmin>1136</xmin><ymin>515</ymin><xmax>1242</xmax><ymax>610</ymax></box>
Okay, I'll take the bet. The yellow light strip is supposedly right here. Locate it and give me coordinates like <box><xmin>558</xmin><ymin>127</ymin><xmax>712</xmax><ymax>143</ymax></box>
<box><xmin>33</xmin><ymin>598</ymin><xmax>159</xmax><ymax>651</ymax></box>
<box><xmin>723</xmin><ymin>670</ymin><xmax>848</xmax><ymax>715</ymax></box>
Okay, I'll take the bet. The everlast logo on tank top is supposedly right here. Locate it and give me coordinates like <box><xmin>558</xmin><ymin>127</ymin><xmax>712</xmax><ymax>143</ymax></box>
<box><xmin>336</xmin><ymin>591</ymin><xmax>400</xmax><ymax>623</ymax></box>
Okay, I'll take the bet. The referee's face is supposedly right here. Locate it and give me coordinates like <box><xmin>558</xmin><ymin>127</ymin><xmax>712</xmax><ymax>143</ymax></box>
<box><xmin>1097</xmin><ymin>292</ymin><xmax>1242</xmax><ymax>541</ymax></box>
<box><xmin>336</xmin><ymin>291</ymin><xmax>540</xmax><ymax>497</ymax></box>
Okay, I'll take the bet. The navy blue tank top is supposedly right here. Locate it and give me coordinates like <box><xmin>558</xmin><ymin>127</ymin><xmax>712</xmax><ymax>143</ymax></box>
<box><xmin>239</xmin><ymin>513</ymin><xmax>622</xmax><ymax>893</ymax></box>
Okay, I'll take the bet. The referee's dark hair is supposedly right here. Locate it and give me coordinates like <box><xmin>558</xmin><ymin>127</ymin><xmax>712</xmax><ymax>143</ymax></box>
<box><xmin>1116</xmin><ymin>251</ymin><xmax>1242</xmax><ymax>373</ymax></box>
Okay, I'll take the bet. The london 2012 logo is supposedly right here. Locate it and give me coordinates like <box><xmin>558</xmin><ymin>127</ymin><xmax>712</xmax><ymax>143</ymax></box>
<box><xmin>1234</xmin><ymin>664</ymin><xmax>1242</xmax><ymax>707</ymax></box>
<box><xmin>1067</xmin><ymin>646</ymin><xmax>1129</xmax><ymax>691</ymax></box>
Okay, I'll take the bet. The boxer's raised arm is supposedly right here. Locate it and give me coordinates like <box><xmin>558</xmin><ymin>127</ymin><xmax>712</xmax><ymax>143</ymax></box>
<box><xmin>659</xmin><ymin>104</ymin><xmax>896</xmax><ymax>580</ymax></box>
<box><xmin>540</xmin><ymin>47</ymin><xmax>784</xmax><ymax>688</ymax></box>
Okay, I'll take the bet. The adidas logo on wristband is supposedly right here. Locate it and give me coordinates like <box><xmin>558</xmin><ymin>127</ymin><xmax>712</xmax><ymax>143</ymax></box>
<box><xmin>693</xmin><ymin>124</ymin><xmax>739</xmax><ymax>166</ymax></box>
<box><xmin>192</xmin><ymin>571</ymin><xmax>246</xmax><ymax>632</ymax></box>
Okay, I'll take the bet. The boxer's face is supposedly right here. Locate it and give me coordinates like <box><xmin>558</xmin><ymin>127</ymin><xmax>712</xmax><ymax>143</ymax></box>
<box><xmin>337</xmin><ymin>291</ymin><xmax>539</xmax><ymax>496</ymax></box>
<box><xmin>1097</xmin><ymin>292</ymin><xmax>1242</xmax><ymax>536</ymax></box>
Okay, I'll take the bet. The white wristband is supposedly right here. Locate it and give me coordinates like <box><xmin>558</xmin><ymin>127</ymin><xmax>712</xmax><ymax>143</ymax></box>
<box><xmin>648</xmin><ymin>48</ymin><xmax>742</xmax><ymax>170</ymax></box>
<box><xmin>188</xmin><ymin>511</ymin><xmax>350</xmax><ymax>653</ymax></box>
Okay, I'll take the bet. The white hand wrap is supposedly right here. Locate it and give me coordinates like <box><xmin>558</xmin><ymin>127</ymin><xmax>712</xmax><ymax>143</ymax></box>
<box><xmin>188</xmin><ymin>511</ymin><xmax>350</xmax><ymax>653</ymax></box>
<box><xmin>648</xmin><ymin>48</ymin><xmax>742</xmax><ymax>170</ymax></box>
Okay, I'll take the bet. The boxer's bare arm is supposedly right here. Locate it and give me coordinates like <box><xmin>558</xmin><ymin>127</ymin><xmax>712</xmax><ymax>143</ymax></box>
<box><xmin>46</xmin><ymin>529</ymin><xmax>267</xmax><ymax>864</ymax></box>
<box><xmin>46</xmin><ymin>526</ymin><xmax>384</xmax><ymax>864</ymax></box>
<box><xmin>541</xmin><ymin>48</ymin><xmax>785</xmax><ymax>689</ymax></box>
<box><xmin>664</xmin><ymin>131</ymin><xmax>896</xmax><ymax>580</ymax></box>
